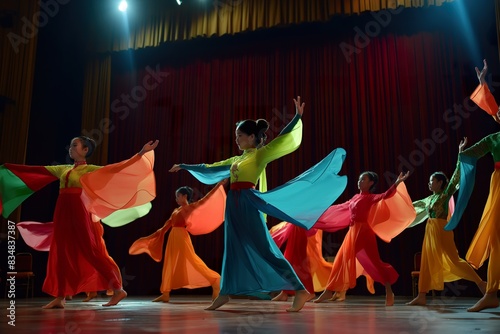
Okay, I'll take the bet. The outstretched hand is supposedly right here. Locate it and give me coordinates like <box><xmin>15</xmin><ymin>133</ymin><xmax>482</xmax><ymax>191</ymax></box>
<box><xmin>139</xmin><ymin>140</ymin><xmax>159</xmax><ymax>155</ymax></box>
<box><xmin>459</xmin><ymin>137</ymin><xmax>468</xmax><ymax>152</ymax></box>
<box><xmin>293</xmin><ymin>96</ymin><xmax>305</xmax><ymax>116</ymax></box>
<box><xmin>395</xmin><ymin>171</ymin><xmax>410</xmax><ymax>185</ymax></box>
<box><xmin>475</xmin><ymin>59</ymin><xmax>487</xmax><ymax>85</ymax></box>
<box><xmin>169</xmin><ymin>164</ymin><xmax>181</xmax><ymax>172</ymax></box>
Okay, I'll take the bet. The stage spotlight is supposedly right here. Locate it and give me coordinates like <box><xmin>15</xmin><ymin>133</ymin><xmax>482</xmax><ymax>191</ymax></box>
<box><xmin>119</xmin><ymin>0</ymin><xmax>128</xmax><ymax>11</ymax></box>
<box><xmin>176</xmin><ymin>0</ymin><xmax>182</xmax><ymax>5</ymax></box>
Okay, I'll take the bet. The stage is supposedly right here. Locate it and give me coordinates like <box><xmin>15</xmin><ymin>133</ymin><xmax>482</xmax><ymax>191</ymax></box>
<box><xmin>1</xmin><ymin>295</ymin><xmax>498</xmax><ymax>333</ymax></box>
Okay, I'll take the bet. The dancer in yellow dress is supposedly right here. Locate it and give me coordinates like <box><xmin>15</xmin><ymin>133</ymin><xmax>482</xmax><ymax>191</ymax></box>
<box><xmin>406</xmin><ymin>138</ymin><xmax>486</xmax><ymax>306</ymax></box>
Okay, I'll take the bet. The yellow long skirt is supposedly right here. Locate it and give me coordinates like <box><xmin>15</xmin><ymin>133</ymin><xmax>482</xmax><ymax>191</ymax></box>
<box><xmin>419</xmin><ymin>218</ymin><xmax>483</xmax><ymax>292</ymax></box>
<box><xmin>160</xmin><ymin>227</ymin><xmax>220</xmax><ymax>293</ymax></box>
<box><xmin>466</xmin><ymin>170</ymin><xmax>500</xmax><ymax>293</ymax></box>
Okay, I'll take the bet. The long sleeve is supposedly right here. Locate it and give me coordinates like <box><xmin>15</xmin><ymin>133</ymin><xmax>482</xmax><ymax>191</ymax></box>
<box><xmin>444</xmin><ymin>140</ymin><xmax>493</xmax><ymax>230</ymax></box>
<box><xmin>408</xmin><ymin>197</ymin><xmax>431</xmax><ymax>228</ymax></box>
<box><xmin>179</xmin><ymin>158</ymin><xmax>235</xmax><ymax>185</ymax></box>
<box><xmin>256</xmin><ymin>114</ymin><xmax>302</xmax><ymax>166</ymax></box>
<box><xmin>128</xmin><ymin>219</ymin><xmax>173</xmax><ymax>262</ymax></box>
<box><xmin>80</xmin><ymin>151</ymin><xmax>156</xmax><ymax>225</ymax></box>
<box><xmin>0</xmin><ymin>164</ymin><xmax>58</xmax><ymax>218</ymax></box>
<box><xmin>470</xmin><ymin>83</ymin><xmax>498</xmax><ymax>116</ymax></box>
<box><xmin>184</xmin><ymin>183</ymin><xmax>227</xmax><ymax>235</ymax></box>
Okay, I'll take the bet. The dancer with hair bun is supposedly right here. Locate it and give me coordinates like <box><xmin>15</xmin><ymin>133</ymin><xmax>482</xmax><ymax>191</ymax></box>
<box><xmin>129</xmin><ymin>182</ymin><xmax>226</xmax><ymax>303</ymax></box>
<box><xmin>170</xmin><ymin>96</ymin><xmax>349</xmax><ymax>312</ymax></box>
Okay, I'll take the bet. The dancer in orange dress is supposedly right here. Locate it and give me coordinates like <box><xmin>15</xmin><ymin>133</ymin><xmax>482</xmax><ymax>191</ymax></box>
<box><xmin>313</xmin><ymin>171</ymin><xmax>415</xmax><ymax>306</ymax></box>
<box><xmin>129</xmin><ymin>182</ymin><xmax>226</xmax><ymax>302</ymax></box>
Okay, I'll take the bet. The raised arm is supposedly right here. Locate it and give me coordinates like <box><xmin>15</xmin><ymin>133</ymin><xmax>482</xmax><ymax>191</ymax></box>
<box><xmin>139</xmin><ymin>140</ymin><xmax>159</xmax><ymax>155</ymax></box>
<box><xmin>472</xmin><ymin>59</ymin><xmax>500</xmax><ymax>123</ymax></box>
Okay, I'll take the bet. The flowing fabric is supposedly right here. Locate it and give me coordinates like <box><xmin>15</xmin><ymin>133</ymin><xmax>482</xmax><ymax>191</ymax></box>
<box><xmin>183</xmin><ymin>148</ymin><xmax>348</xmax><ymax>230</ymax></box>
<box><xmin>313</xmin><ymin>183</ymin><xmax>415</xmax><ymax>291</ymax></box>
<box><xmin>315</xmin><ymin>183</ymin><xmax>416</xmax><ymax>242</ymax></box>
<box><xmin>129</xmin><ymin>184</ymin><xmax>225</xmax><ymax>292</ymax></box>
<box><xmin>159</xmin><ymin>227</ymin><xmax>220</xmax><ymax>292</ymax></box>
<box><xmin>405</xmin><ymin>161</ymin><xmax>481</xmax><ymax>292</ymax></box>
<box><xmin>326</xmin><ymin>220</ymin><xmax>398</xmax><ymax>291</ymax></box>
<box><xmin>444</xmin><ymin>155</ymin><xmax>477</xmax><ymax>231</ymax></box>
<box><xmin>470</xmin><ymin>83</ymin><xmax>498</xmax><ymax>116</ymax></box>
<box><xmin>0</xmin><ymin>153</ymin><xmax>156</xmax><ymax>297</ymax></box>
<box><xmin>270</xmin><ymin>223</ymin><xmax>332</xmax><ymax>293</ymax></box>
<box><xmin>16</xmin><ymin>221</ymin><xmax>54</xmax><ymax>251</ymax></box>
<box><xmin>418</xmin><ymin>218</ymin><xmax>483</xmax><ymax>292</ymax></box>
<box><xmin>81</xmin><ymin>151</ymin><xmax>156</xmax><ymax>221</ymax></box>
<box><xmin>183</xmin><ymin>149</ymin><xmax>348</xmax><ymax>296</ymax></box>
<box><xmin>0</xmin><ymin>164</ymin><xmax>57</xmax><ymax>218</ymax></box>
<box><xmin>466</xmin><ymin>170</ymin><xmax>500</xmax><ymax>292</ymax></box>
<box><xmin>181</xmin><ymin>114</ymin><xmax>348</xmax><ymax>296</ymax></box>
<box><xmin>43</xmin><ymin>188</ymin><xmax>122</xmax><ymax>296</ymax></box>
<box><xmin>446</xmin><ymin>83</ymin><xmax>500</xmax><ymax>292</ymax></box>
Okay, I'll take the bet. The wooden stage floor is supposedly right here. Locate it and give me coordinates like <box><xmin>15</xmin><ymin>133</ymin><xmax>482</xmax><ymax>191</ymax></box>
<box><xmin>1</xmin><ymin>295</ymin><xmax>499</xmax><ymax>333</ymax></box>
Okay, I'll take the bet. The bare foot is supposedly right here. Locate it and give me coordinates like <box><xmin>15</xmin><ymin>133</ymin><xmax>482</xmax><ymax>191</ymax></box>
<box><xmin>406</xmin><ymin>293</ymin><xmax>426</xmax><ymax>306</ymax></box>
<box><xmin>385</xmin><ymin>283</ymin><xmax>394</xmax><ymax>306</ymax></box>
<box><xmin>467</xmin><ymin>293</ymin><xmax>499</xmax><ymax>312</ymax></box>
<box><xmin>42</xmin><ymin>297</ymin><xmax>65</xmax><ymax>309</ymax></box>
<box><xmin>272</xmin><ymin>291</ymin><xmax>289</xmax><ymax>301</ymax></box>
<box><xmin>286</xmin><ymin>290</ymin><xmax>310</xmax><ymax>312</ymax></box>
<box><xmin>313</xmin><ymin>290</ymin><xmax>333</xmax><ymax>303</ymax></box>
<box><xmin>329</xmin><ymin>291</ymin><xmax>346</xmax><ymax>302</ymax></box>
<box><xmin>306</xmin><ymin>292</ymin><xmax>316</xmax><ymax>302</ymax></box>
<box><xmin>152</xmin><ymin>293</ymin><xmax>170</xmax><ymax>303</ymax></box>
<box><xmin>83</xmin><ymin>292</ymin><xmax>97</xmax><ymax>302</ymax></box>
<box><xmin>477</xmin><ymin>281</ymin><xmax>487</xmax><ymax>295</ymax></box>
<box><xmin>366</xmin><ymin>276</ymin><xmax>375</xmax><ymax>294</ymax></box>
<box><xmin>102</xmin><ymin>289</ymin><xmax>127</xmax><ymax>307</ymax></box>
<box><xmin>106</xmin><ymin>289</ymin><xmax>114</xmax><ymax>296</ymax></box>
<box><xmin>212</xmin><ymin>279</ymin><xmax>221</xmax><ymax>301</ymax></box>
<box><xmin>205</xmin><ymin>295</ymin><xmax>229</xmax><ymax>310</ymax></box>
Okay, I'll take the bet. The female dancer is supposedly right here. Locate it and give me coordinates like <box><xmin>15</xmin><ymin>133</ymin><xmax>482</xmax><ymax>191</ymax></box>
<box><xmin>444</xmin><ymin>59</ymin><xmax>500</xmax><ymax>311</ymax></box>
<box><xmin>129</xmin><ymin>183</ymin><xmax>226</xmax><ymax>302</ymax></box>
<box><xmin>0</xmin><ymin>136</ymin><xmax>158</xmax><ymax>308</ymax></box>
<box><xmin>313</xmin><ymin>170</ymin><xmax>415</xmax><ymax>306</ymax></box>
<box><xmin>406</xmin><ymin>138</ymin><xmax>486</xmax><ymax>306</ymax></box>
<box><xmin>170</xmin><ymin>96</ymin><xmax>349</xmax><ymax>312</ymax></box>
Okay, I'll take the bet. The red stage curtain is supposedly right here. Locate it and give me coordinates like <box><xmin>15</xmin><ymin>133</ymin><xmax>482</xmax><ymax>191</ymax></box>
<box><xmin>105</xmin><ymin>5</ymin><xmax>493</xmax><ymax>296</ymax></box>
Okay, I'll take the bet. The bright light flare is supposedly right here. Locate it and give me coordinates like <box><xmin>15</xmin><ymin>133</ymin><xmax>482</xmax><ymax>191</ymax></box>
<box><xmin>118</xmin><ymin>0</ymin><xmax>128</xmax><ymax>12</ymax></box>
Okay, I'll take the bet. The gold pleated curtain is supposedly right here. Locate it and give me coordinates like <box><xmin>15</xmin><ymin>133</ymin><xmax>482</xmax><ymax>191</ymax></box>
<box><xmin>92</xmin><ymin>0</ymin><xmax>456</xmax><ymax>53</ymax></box>
<box><xmin>81</xmin><ymin>55</ymin><xmax>112</xmax><ymax>166</ymax></box>
<box><xmin>0</xmin><ymin>0</ymin><xmax>39</xmax><ymax>231</ymax></box>
<box><xmin>82</xmin><ymin>0</ymin><xmax>457</xmax><ymax>162</ymax></box>
<box><xmin>0</xmin><ymin>0</ymin><xmax>39</xmax><ymax>164</ymax></box>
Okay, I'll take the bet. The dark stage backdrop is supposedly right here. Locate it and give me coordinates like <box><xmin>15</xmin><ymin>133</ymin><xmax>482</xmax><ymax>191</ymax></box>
<box><xmin>100</xmin><ymin>3</ymin><xmax>498</xmax><ymax>297</ymax></box>
<box><xmin>21</xmin><ymin>1</ymin><xmax>499</xmax><ymax>298</ymax></box>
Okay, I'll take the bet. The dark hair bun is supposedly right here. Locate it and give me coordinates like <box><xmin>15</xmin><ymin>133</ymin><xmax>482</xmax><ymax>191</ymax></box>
<box><xmin>256</xmin><ymin>119</ymin><xmax>269</xmax><ymax>132</ymax></box>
